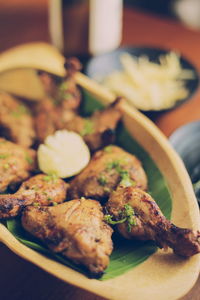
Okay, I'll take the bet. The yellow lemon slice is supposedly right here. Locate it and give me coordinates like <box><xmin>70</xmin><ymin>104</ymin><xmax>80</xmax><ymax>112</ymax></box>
<box><xmin>0</xmin><ymin>42</ymin><xmax>66</xmax><ymax>76</ymax></box>
<box><xmin>0</xmin><ymin>68</ymin><xmax>46</xmax><ymax>101</ymax></box>
<box><xmin>38</xmin><ymin>130</ymin><xmax>90</xmax><ymax>178</ymax></box>
<box><xmin>0</xmin><ymin>42</ymin><xmax>66</xmax><ymax>101</ymax></box>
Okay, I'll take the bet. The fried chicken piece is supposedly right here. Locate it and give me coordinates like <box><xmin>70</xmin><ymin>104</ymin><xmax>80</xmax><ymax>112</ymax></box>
<box><xmin>0</xmin><ymin>174</ymin><xmax>68</xmax><ymax>219</ymax></box>
<box><xmin>0</xmin><ymin>138</ymin><xmax>36</xmax><ymax>193</ymax></box>
<box><xmin>38</xmin><ymin>72</ymin><xmax>58</xmax><ymax>97</ymax></box>
<box><xmin>64</xmin><ymin>98</ymin><xmax>123</xmax><ymax>151</ymax></box>
<box><xmin>22</xmin><ymin>198</ymin><xmax>113</xmax><ymax>276</ymax></box>
<box><xmin>106</xmin><ymin>185</ymin><xmax>200</xmax><ymax>257</ymax></box>
<box><xmin>39</xmin><ymin>57</ymin><xmax>82</xmax><ymax>103</ymax></box>
<box><xmin>68</xmin><ymin>145</ymin><xmax>147</xmax><ymax>201</ymax></box>
<box><xmin>35</xmin><ymin>58</ymin><xmax>82</xmax><ymax>143</ymax></box>
<box><xmin>56</xmin><ymin>57</ymin><xmax>82</xmax><ymax>111</ymax></box>
<box><xmin>34</xmin><ymin>97</ymin><xmax>77</xmax><ymax>143</ymax></box>
<box><xmin>0</xmin><ymin>92</ymin><xmax>35</xmax><ymax>147</ymax></box>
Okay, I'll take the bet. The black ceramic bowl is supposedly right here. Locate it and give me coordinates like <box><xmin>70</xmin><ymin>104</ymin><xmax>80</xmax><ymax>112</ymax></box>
<box><xmin>85</xmin><ymin>46</ymin><xmax>199</xmax><ymax>113</ymax></box>
<box><xmin>169</xmin><ymin>120</ymin><xmax>200</xmax><ymax>204</ymax></box>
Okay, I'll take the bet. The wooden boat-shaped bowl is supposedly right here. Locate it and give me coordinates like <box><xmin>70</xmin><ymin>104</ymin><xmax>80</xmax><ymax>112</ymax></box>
<box><xmin>0</xmin><ymin>72</ymin><xmax>200</xmax><ymax>300</ymax></box>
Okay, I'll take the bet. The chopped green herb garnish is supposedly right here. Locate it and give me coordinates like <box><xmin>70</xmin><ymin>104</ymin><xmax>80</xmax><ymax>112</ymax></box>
<box><xmin>0</xmin><ymin>154</ymin><xmax>9</xmax><ymax>159</ymax></box>
<box><xmin>3</xmin><ymin>163</ymin><xmax>9</xmax><ymax>170</ymax></box>
<box><xmin>104</xmin><ymin>204</ymin><xmax>137</xmax><ymax>232</ymax></box>
<box><xmin>32</xmin><ymin>185</ymin><xmax>39</xmax><ymax>191</ymax></box>
<box><xmin>25</xmin><ymin>154</ymin><xmax>33</xmax><ymax>165</ymax></box>
<box><xmin>47</xmin><ymin>197</ymin><xmax>52</xmax><ymax>201</ymax></box>
<box><xmin>104</xmin><ymin>187</ymin><xmax>111</xmax><ymax>193</ymax></box>
<box><xmin>63</xmin><ymin>93</ymin><xmax>73</xmax><ymax>100</ymax></box>
<box><xmin>104</xmin><ymin>145</ymin><xmax>113</xmax><ymax>153</ymax></box>
<box><xmin>120</xmin><ymin>172</ymin><xmax>136</xmax><ymax>187</ymax></box>
<box><xmin>33</xmin><ymin>202</ymin><xmax>39</xmax><ymax>207</ymax></box>
<box><xmin>52</xmin><ymin>202</ymin><xmax>58</xmax><ymax>206</ymax></box>
<box><xmin>59</xmin><ymin>81</ymin><xmax>68</xmax><ymax>91</ymax></box>
<box><xmin>57</xmin><ymin>81</ymin><xmax>72</xmax><ymax>103</ymax></box>
<box><xmin>98</xmin><ymin>175</ymin><xmax>108</xmax><ymax>186</ymax></box>
<box><xmin>42</xmin><ymin>191</ymin><xmax>48</xmax><ymax>196</ymax></box>
<box><xmin>104</xmin><ymin>214</ymin><xmax>127</xmax><ymax>225</ymax></box>
<box><xmin>43</xmin><ymin>176</ymin><xmax>51</xmax><ymax>182</ymax></box>
<box><xmin>123</xmin><ymin>204</ymin><xmax>134</xmax><ymax>217</ymax></box>
<box><xmin>106</xmin><ymin>160</ymin><xmax>121</xmax><ymax>170</ymax></box>
<box><xmin>43</xmin><ymin>173</ymin><xmax>58</xmax><ymax>183</ymax></box>
<box><xmin>106</xmin><ymin>160</ymin><xmax>135</xmax><ymax>187</ymax></box>
<box><xmin>80</xmin><ymin>119</ymin><xmax>94</xmax><ymax>136</ymax></box>
<box><xmin>123</xmin><ymin>204</ymin><xmax>137</xmax><ymax>232</ymax></box>
<box><xmin>12</xmin><ymin>105</ymin><xmax>28</xmax><ymax>117</ymax></box>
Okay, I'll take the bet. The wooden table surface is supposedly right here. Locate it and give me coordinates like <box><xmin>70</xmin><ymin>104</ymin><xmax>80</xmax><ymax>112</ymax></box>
<box><xmin>0</xmin><ymin>2</ymin><xmax>200</xmax><ymax>300</ymax></box>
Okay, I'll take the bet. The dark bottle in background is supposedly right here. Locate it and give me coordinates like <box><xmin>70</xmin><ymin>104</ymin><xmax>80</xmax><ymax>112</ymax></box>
<box><xmin>49</xmin><ymin>0</ymin><xmax>123</xmax><ymax>57</ymax></box>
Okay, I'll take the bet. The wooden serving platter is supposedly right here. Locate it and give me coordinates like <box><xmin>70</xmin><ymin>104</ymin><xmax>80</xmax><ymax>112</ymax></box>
<box><xmin>0</xmin><ymin>53</ymin><xmax>199</xmax><ymax>300</ymax></box>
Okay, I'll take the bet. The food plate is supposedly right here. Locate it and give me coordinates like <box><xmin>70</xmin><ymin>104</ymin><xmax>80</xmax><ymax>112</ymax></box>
<box><xmin>0</xmin><ymin>43</ymin><xmax>199</xmax><ymax>300</ymax></box>
<box><xmin>85</xmin><ymin>46</ymin><xmax>199</xmax><ymax>112</ymax></box>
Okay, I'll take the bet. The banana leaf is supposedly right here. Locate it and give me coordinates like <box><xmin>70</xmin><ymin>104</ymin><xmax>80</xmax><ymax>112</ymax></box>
<box><xmin>6</xmin><ymin>89</ymin><xmax>172</xmax><ymax>280</ymax></box>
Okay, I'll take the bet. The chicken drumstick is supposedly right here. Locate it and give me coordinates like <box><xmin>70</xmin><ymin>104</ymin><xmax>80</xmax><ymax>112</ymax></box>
<box><xmin>106</xmin><ymin>185</ymin><xmax>200</xmax><ymax>257</ymax></box>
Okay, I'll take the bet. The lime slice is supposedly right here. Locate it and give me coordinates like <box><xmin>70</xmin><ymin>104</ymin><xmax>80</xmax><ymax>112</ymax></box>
<box><xmin>38</xmin><ymin>130</ymin><xmax>90</xmax><ymax>178</ymax></box>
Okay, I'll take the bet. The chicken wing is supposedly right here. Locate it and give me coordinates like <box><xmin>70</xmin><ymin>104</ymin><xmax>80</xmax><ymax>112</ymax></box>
<box><xmin>0</xmin><ymin>174</ymin><xmax>68</xmax><ymax>219</ymax></box>
<box><xmin>35</xmin><ymin>58</ymin><xmax>82</xmax><ymax>143</ymax></box>
<box><xmin>106</xmin><ymin>185</ymin><xmax>200</xmax><ymax>257</ymax></box>
<box><xmin>34</xmin><ymin>97</ymin><xmax>77</xmax><ymax>143</ymax></box>
<box><xmin>68</xmin><ymin>145</ymin><xmax>147</xmax><ymax>201</ymax></box>
<box><xmin>0</xmin><ymin>138</ymin><xmax>36</xmax><ymax>193</ymax></box>
<box><xmin>64</xmin><ymin>98</ymin><xmax>123</xmax><ymax>151</ymax></box>
<box><xmin>22</xmin><ymin>198</ymin><xmax>113</xmax><ymax>276</ymax></box>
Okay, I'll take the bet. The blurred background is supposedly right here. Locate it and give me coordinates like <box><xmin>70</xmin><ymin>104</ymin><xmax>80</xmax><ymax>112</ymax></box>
<box><xmin>1</xmin><ymin>0</ymin><xmax>200</xmax><ymax>56</ymax></box>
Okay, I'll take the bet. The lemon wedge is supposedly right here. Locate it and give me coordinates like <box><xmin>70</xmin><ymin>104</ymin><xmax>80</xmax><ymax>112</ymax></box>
<box><xmin>38</xmin><ymin>130</ymin><xmax>90</xmax><ymax>178</ymax></box>
<box><xmin>0</xmin><ymin>42</ymin><xmax>66</xmax><ymax>76</ymax></box>
<box><xmin>0</xmin><ymin>68</ymin><xmax>46</xmax><ymax>101</ymax></box>
<box><xmin>0</xmin><ymin>42</ymin><xmax>66</xmax><ymax>101</ymax></box>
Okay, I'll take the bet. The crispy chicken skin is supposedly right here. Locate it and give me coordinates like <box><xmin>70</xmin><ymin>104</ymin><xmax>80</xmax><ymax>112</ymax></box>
<box><xmin>34</xmin><ymin>98</ymin><xmax>76</xmax><ymax>143</ymax></box>
<box><xmin>0</xmin><ymin>92</ymin><xmax>35</xmax><ymax>147</ymax></box>
<box><xmin>64</xmin><ymin>98</ymin><xmax>123</xmax><ymax>151</ymax></box>
<box><xmin>22</xmin><ymin>198</ymin><xmax>113</xmax><ymax>276</ymax></box>
<box><xmin>0</xmin><ymin>174</ymin><xmax>68</xmax><ymax>219</ymax></box>
<box><xmin>39</xmin><ymin>57</ymin><xmax>82</xmax><ymax>108</ymax></box>
<box><xmin>35</xmin><ymin>58</ymin><xmax>82</xmax><ymax>143</ymax></box>
<box><xmin>0</xmin><ymin>138</ymin><xmax>36</xmax><ymax>193</ymax></box>
<box><xmin>106</xmin><ymin>185</ymin><xmax>200</xmax><ymax>257</ymax></box>
<box><xmin>68</xmin><ymin>145</ymin><xmax>147</xmax><ymax>201</ymax></box>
